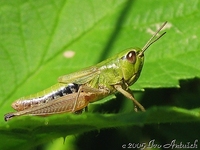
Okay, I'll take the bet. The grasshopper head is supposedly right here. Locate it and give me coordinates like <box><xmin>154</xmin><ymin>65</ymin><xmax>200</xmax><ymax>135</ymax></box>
<box><xmin>119</xmin><ymin>48</ymin><xmax>144</xmax><ymax>86</ymax></box>
<box><xmin>119</xmin><ymin>21</ymin><xmax>167</xmax><ymax>86</ymax></box>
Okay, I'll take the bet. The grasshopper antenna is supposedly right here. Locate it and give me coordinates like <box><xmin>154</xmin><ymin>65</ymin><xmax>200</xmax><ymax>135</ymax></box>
<box><xmin>139</xmin><ymin>21</ymin><xmax>167</xmax><ymax>56</ymax></box>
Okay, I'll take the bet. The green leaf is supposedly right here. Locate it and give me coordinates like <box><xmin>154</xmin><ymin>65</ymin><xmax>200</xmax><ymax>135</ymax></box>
<box><xmin>0</xmin><ymin>0</ymin><xmax>199</xmax><ymax>149</ymax></box>
<box><xmin>1</xmin><ymin>107</ymin><xmax>200</xmax><ymax>150</ymax></box>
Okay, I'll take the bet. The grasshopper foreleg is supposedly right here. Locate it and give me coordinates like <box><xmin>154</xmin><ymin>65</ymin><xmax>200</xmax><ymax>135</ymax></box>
<box><xmin>114</xmin><ymin>84</ymin><xmax>145</xmax><ymax>112</ymax></box>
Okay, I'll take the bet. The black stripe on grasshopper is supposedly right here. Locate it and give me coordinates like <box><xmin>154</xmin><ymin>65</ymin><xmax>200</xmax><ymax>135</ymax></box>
<box><xmin>56</xmin><ymin>83</ymin><xmax>80</xmax><ymax>97</ymax></box>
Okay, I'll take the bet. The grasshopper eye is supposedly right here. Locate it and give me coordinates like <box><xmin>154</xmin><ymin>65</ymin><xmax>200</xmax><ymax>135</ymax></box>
<box><xmin>126</xmin><ymin>51</ymin><xmax>136</xmax><ymax>64</ymax></box>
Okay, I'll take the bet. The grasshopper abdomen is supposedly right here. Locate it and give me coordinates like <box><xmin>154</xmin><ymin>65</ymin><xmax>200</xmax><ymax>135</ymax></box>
<box><xmin>12</xmin><ymin>83</ymin><xmax>80</xmax><ymax>111</ymax></box>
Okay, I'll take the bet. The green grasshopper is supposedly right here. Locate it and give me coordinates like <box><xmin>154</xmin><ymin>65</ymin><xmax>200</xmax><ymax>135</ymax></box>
<box><xmin>4</xmin><ymin>22</ymin><xmax>167</xmax><ymax>121</ymax></box>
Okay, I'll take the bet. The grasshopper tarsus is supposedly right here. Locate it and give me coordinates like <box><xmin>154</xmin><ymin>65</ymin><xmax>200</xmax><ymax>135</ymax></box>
<box><xmin>4</xmin><ymin>113</ymin><xmax>15</xmax><ymax>121</ymax></box>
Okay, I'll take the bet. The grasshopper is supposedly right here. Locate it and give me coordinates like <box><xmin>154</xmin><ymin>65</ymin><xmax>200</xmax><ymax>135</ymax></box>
<box><xmin>4</xmin><ymin>22</ymin><xmax>167</xmax><ymax>121</ymax></box>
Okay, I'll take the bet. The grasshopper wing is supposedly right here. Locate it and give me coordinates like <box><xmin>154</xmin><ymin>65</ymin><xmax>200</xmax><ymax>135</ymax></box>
<box><xmin>58</xmin><ymin>66</ymin><xmax>100</xmax><ymax>84</ymax></box>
